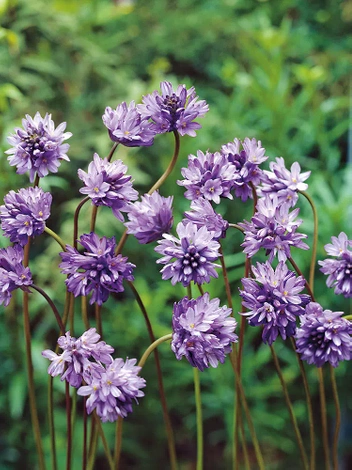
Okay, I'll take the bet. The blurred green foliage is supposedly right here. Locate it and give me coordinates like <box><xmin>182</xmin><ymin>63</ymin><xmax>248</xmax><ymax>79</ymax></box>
<box><xmin>0</xmin><ymin>0</ymin><xmax>351</xmax><ymax>468</ymax></box>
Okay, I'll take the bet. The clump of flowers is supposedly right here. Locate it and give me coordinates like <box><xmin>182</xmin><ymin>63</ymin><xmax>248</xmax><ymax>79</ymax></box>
<box><xmin>183</xmin><ymin>198</ymin><xmax>228</xmax><ymax>241</ymax></box>
<box><xmin>296</xmin><ymin>302</ymin><xmax>352</xmax><ymax>367</ymax></box>
<box><xmin>6</xmin><ymin>112</ymin><xmax>71</xmax><ymax>182</ymax></box>
<box><xmin>60</xmin><ymin>232</ymin><xmax>135</xmax><ymax>305</ymax></box>
<box><xmin>124</xmin><ymin>191</ymin><xmax>174</xmax><ymax>244</ymax></box>
<box><xmin>102</xmin><ymin>101</ymin><xmax>155</xmax><ymax>147</ymax></box>
<box><xmin>155</xmin><ymin>221</ymin><xmax>220</xmax><ymax>287</ymax></box>
<box><xmin>78</xmin><ymin>153</ymin><xmax>138</xmax><ymax>222</ymax></box>
<box><xmin>239</xmin><ymin>261</ymin><xmax>310</xmax><ymax>345</ymax></box>
<box><xmin>0</xmin><ymin>187</ymin><xmax>52</xmax><ymax>246</ymax></box>
<box><xmin>171</xmin><ymin>293</ymin><xmax>237</xmax><ymax>371</ymax></box>
<box><xmin>138</xmin><ymin>81</ymin><xmax>209</xmax><ymax>136</ymax></box>
<box><xmin>0</xmin><ymin>245</ymin><xmax>33</xmax><ymax>306</ymax></box>
<box><xmin>319</xmin><ymin>232</ymin><xmax>352</xmax><ymax>298</ymax></box>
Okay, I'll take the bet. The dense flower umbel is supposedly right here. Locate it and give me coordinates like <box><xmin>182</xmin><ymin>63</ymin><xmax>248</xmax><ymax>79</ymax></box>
<box><xmin>0</xmin><ymin>187</ymin><xmax>52</xmax><ymax>246</ymax></box>
<box><xmin>6</xmin><ymin>112</ymin><xmax>71</xmax><ymax>182</ymax></box>
<box><xmin>155</xmin><ymin>221</ymin><xmax>220</xmax><ymax>287</ymax></box>
<box><xmin>319</xmin><ymin>232</ymin><xmax>352</xmax><ymax>298</ymax></box>
<box><xmin>138</xmin><ymin>81</ymin><xmax>209</xmax><ymax>136</ymax></box>
<box><xmin>124</xmin><ymin>191</ymin><xmax>174</xmax><ymax>244</ymax></box>
<box><xmin>77</xmin><ymin>358</ymin><xmax>146</xmax><ymax>422</ymax></box>
<box><xmin>183</xmin><ymin>198</ymin><xmax>228</xmax><ymax>241</ymax></box>
<box><xmin>221</xmin><ymin>137</ymin><xmax>268</xmax><ymax>201</ymax></box>
<box><xmin>178</xmin><ymin>150</ymin><xmax>237</xmax><ymax>203</ymax></box>
<box><xmin>0</xmin><ymin>245</ymin><xmax>33</xmax><ymax>306</ymax></box>
<box><xmin>42</xmin><ymin>328</ymin><xmax>114</xmax><ymax>387</ymax></box>
<box><xmin>240</xmin><ymin>261</ymin><xmax>310</xmax><ymax>345</ymax></box>
<box><xmin>296</xmin><ymin>302</ymin><xmax>352</xmax><ymax>367</ymax></box>
<box><xmin>258</xmin><ymin>157</ymin><xmax>311</xmax><ymax>207</ymax></box>
<box><xmin>78</xmin><ymin>153</ymin><xmax>138</xmax><ymax>222</ymax></box>
<box><xmin>171</xmin><ymin>293</ymin><xmax>237</xmax><ymax>371</ymax></box>
<box><xmin>102</xmin><ymin>101</ymin><xmax>155</xmax><ymax>147</ymax></box>
<box><xmin>60</xmin><ymin>232</ymin><xmax>135</xmax><ymax>305</ymax></box>
<box><xmin>239</xmin><ymin>196</ymin><xmax>309</xmax><ymax>263</ymax></box>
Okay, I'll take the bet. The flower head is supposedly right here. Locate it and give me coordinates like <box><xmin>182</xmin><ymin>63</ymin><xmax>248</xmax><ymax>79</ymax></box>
<box><xmin>171</xmin><ymin>293</ymin><xmax>237</xmax><ymax>371</ymax></box>
<box><xmin>138</xmin><ymin>81</ymin><xmax>208</xmax><ymax>136</ymax></box>
<box><xmin>319</xmin><ymin>232</ymin><xmax>352</xmax><ymax>298</ymax></box>
<box><xmin>296</xmin><ymin>302</ymin><xmax>352</xmax><ymax>367</ymax></box>
<box><xmin>6</xmin><ymin>112</ymin><xmax>71</xmax><ymax>182</ymax></box>
<box><xmin>124</xmin><ymin>191</ymin><xmax>173</xmax><ymax>244</ymax></box>
<box><xmin>60</xmin><ymin>232</ymin><xmax>135</xmax><ymax>305</ymax></box>
<box><xmin>0</xmin><ymin>187</ymin><xmax>52</xmax><ymax>246</ymax></box>
<box><xmin>155</xmin><ymin>221</ymin><xmax>220</xmax><ymax>287</ymax></box>
<box><xmin>0</xmin><ymin>245</ymin><xmax>33</xmax><ymax>306</ymax></box>
<box><xmin>102</xmin><ymin>101</ymin><xmax>155</xmax><ymax>147</ymax></box>
<box><xmin>183</xmin><ymin>198</ymin><xmax>228</xmax><ymax>241</ymax></box>
<box><xmin>239</xmin><ymin>261</ymin><xmax>310</xmax><ymax>345</ymax></box>
<box><xmin>78</xmin><ymin>153</ymin><xmax>138</xmax><ymax>222</ymax></box>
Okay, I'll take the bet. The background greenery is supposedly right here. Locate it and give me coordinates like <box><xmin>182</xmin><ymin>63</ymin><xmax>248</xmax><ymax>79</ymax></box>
<box><xmin>0</xmin><ymin>0</ymin><xmax>351</xmax><ymax>468</ymax></box>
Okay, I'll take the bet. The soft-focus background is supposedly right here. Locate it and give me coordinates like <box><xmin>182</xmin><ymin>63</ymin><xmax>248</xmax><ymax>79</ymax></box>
<box><xmin>0</xmin><ymin>0</ymin><xmax>351</xmax><ymax>468</ymax></box>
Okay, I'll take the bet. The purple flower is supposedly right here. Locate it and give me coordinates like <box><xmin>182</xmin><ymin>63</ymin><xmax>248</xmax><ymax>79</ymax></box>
<box><xmin>77</xmin><ymin>358</ymin><xmax>146</xmax><ymax>422</ymax></box>
<box><xmin>221</xmin><ymin>137</ymin><xmax>268</xmax><ymax>201</ymax></box>
<box><xmin>42</xmin><ymin>328</ymin><xmax>114</xmax><ymax>387</ymax></box>
<box><xmin>138</xmin><ymin>81</ymin><xmax>208</xmax><ymax>136</ymax></box>
<box><xmin>239</xmin><ymin>261</ymin><xmax>310</xmax><ymax>345</ymax></box>
<box><xmin>319</xmin><ymin>232</ymin><xmax>352</xmax><ymax>298</ymax></box>
<box><xmin>78</xmin><ymin>153</ymin><xmax>138</xmax><ymax>222</ymax></box>
<box><xmin>60</xmin><ymin>232</ymin><xmax>135</xmax><ymax>305</ymax></box>
<box><xmin>155</xmin><ymin>221</ymin><xmax>220</xmax><ymax>287</ymax></box>
<box><xmin>0</xmin><ymin>187</ymin><xmax>52</xmax><ymax>246</ymax></box>
<box><xmin>102</xmin><ymin>101</ymin><xmax>155</xmax><ymax>147</ymax></box>
<box><xmin>6</xmin><ymin>112</ymin><xmax>71</xmax><ymax>182</ymax></box>
<box><xmin>171</xmin><ymin>293</ymin><xmax>237</xmax><ymax>371</ymax></box>
<box><xmin>239</xmin><ymin>196</ymin><xmax>309</xmax><ymax>263</ymax></box>
<box><xmin>258</xmin><ymin>157</ymin><xmax>311</xmax><ymax>207</ymax></box>
<box><xmin>178</xmin><ymin>150</ymin><xmax>237</xmax><ymax>203</ymax></box>
<box><xmin>0</xmin><ymin>245</ymin><xmax>33</xmax><ymax>306</ymax></box>
<box><xmin>183</xmin><ymin>198</ymin><xmax>228</xmax><ymax>241</ymax></box>
<box><xmin>124</xmin><ymin>191</ymin><xmax>173</xmax><ymax>244</ymax></box>
<box><xmin>296</xmin><ymin>302</ymin><xmax>352</xmax><ymax>367</ymax></box>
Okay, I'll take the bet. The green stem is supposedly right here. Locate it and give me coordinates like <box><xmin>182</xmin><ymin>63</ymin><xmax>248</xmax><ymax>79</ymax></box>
<box><xmin>288</xmin><ymin>257</ymin><xmax>315</xmax><ymax>300</ymax></box>
<box><xmin>90</xmin><ymin>205</ymin><xmax>98</xmax><ymax>232</ymax></box>
<box><xmin>65</xmin><ymin>381</ymin><xmax>72</xmax><ymax>470</ymax></box>
<box><xmin>44</xmin><ymin>226</ymin><xmax>67</xmax><ymax>251</ymax></box>
<box><xmin>270</xmin><ymin>345</ymin><xmax>309</xmax><ymax>470</ymax></box>
<box><xmin>95</xmin><ymin>415</ymin><xmax>114</xmax><ymax>470</ymax></box>
<box><xmin>193</xmin><ymin>368</ymin><xmax>203</xmax><ymax>470</ymax></box>
<box><xmin>95</xmin><ymin>304</ymin><xmax>102</xmax><ymax>336</ymax></box>
<box><xmin>299</xmin><ymin>191</ymin><xmax>318</xmax><ymax>291</ymax></box>
<box><xmin>343</xmin><ymin>314</ymin><xmax>352</xmax><ymax>320</ymax></box>
<box><xmin>82</xmin><ymin>400</ymin><xmax>88</xmax><ymax>470</ymax></box>
<box><xmin>73</xmin><ymin>197</ymin><xmax>90</xmax><ymax>248</ymax></box>
<box><xmin>107</xmin><ymin>142</ymin><xmax>119</xmax><ymax>162</ymax></box>
<box><xmin>114</xmin><ymin>416</ymin><xmax>123</xmax><ymax>469</ymax></box>
<box><xmin>48</xmin><ymin>376</ymin><xmax>57</xmax><ymax>470</ymax></box>
<box><xmin>318</xmin><ymin>367</ymin><xmax>331</xmax><ymax>470</ymax></box>
<box><xmin>330</xmin><ymin>365</ymin><xmax>340</xmax><ymax>470</ymax></box>
<box><xmin>228</xmin><ymin>223</ymin><xmax>245</xmax><ymax>233</ymax></box>
<box><xmin>138</xmin><ymin>334</ymin><xmax>173</xmax><ymax>368</ymax></box>
<box><xmin>87</xmin><ymin>418</ymin><xmax>98</xmax><ymax>470</ymax></box>
<box><xmin>31</xmin><ymin>284</ymin><xmax>65</xmax><ymax>334</ymax></box>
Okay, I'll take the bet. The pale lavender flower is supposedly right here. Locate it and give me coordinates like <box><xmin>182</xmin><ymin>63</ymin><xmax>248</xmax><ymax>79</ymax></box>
<box><xmin>0</xmin><ymin>245</ymin><xmax>33</xmax><ymax>306</ymax></box>
<box><xmin>183</xmin><ymin>198</ymin><xmax>228</xmax><ymax>240</ymax></box>
<box><xmin>0</xmin><ymin>187</ymin><xmax>52</xmax><ymax>246</ymax></box>
<box><xmin>172</xmin><ymin>293</ymin><xmax>237</xmax><ymax>371</ymax></box>
<box><xmin>239</xmin><ymin>261</ymin><xmax>310</xmax><ymax>345</ymax></box>
<box><xmin>102</xmin><ymin>101</ymin><xmax>155</xmax><ymax>147</ymax></box>
<box><xmin>78</xmin><ymin>153</ymin><xmax>138</xmax><ymax>222</ymax></box>
<box><xmin>6</xmin><ymin>112</ymin><xmax>71</xmax><ymax>182</ymax></box>
<box><xmin>77</xmin><ymin>358</ymin><xmax>146</xmax><ymax>422</ymax></box>
<box><xmin>60</xmin><ymin>232</ymin><xmax>135</xmax><ymax>305</ymax></box>
<box><xmin>138</xmin><ymin>81</ymin><xmax>208</xmax><ymax>136</ymax></box>
<box><xmin>319</xmin><ymin>232</ymin><xmax>352</xmax><ymax>298</ymax></box>
<box><xmin>124</xmin><ymin>191</ymin><xmax>173</xmax><ymax>244</ymax></box>
<box><xmin>178</xmin><ymin>150</ymin><xmax>237</xmax><ymax>203</ymax></box>
<box><xmin>296</xmin><ymin>302</ymin><xmax>352</xmax><ymax>367</ymax></box>
<box><xmin>155</xmin><ymin>221</ymin><xmax>220</xmax><ymax>287</ymax></box>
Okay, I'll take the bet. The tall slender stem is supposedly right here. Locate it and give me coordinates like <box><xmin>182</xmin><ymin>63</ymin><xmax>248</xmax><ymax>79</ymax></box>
<box><xmin>330</xmin><ymin>365</ymin><xmax>341</xmax><ymax>470</ymax></box>
<box><xmin>193</xmin><ymin>368</ymin><xmax>203</xmax><ymax>470</ymax></box>
<box><xmin>114</xmin><ymin>416</ymin><xmax>123</xmax><ymax>469</ymax></box>
<box><xmin>95</xmin><ymin>304</ymin><xmax>102</xmax><ymax>336</ymax></box>
<box><xmin>318</xmin><ymin>367</ymin><xmax>331</xmax><ymax>470</ymax></box>
<box><xmin>73</xmin><ymin>197</ymin><xmax>90</xmax><ymax>248</ymax></box>
<box><xmin>95</xmin><ymin>415</ymin><xmax>114</xmax><ymax>470</ymax></box>
<box><xmin>82</xmin><ymin>400</ymin><xmax>88</xmax><ymax>470</ymax></box>
<box><xmin>299</xmin><ymin>191</ymin><xmax>318</xmax><ymax>290</ymax></box>
<box><xmin>48</xmin><ymin>376</ymin><xmax>57</xmax><ymax>470</ymax></box>
<box><xmin>288</xmin><ymin>257</ymin><xmax>315</xmax><ymax>300</ymax></box>
<box><xmin>138</xmin><ymin>334</ymin><xmax>173</xmax><ymax>368</ymax></box>
<box><xmin>31</xmin><ymin>284</ymin><xmax>65</xmax><ymax>334</ymax></box>
<box><xmin>107</xmin><ymin>142</ymin><xmax>119</xmax><ymax>162</ymax></box>
<box><xmin>44</xmin><ymin>226</ymin><xmax>67</xmax><ymax>251</ymax></box>
<box><xmin>65</xmin><ymin>381</ymin><xmax>72</xmax><ymax>470</ymax></box>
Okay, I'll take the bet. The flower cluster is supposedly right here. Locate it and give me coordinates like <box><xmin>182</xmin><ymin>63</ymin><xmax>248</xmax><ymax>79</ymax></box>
<box><xmin>183</xmin><ymin>198</ymin><xmax>228</xmax><ymax>241</ymax></box>
<box><xmin>296</xmin><ymin>302</ymin><xmax>352</xmax><ymax>367</ymax></box>
<box><xmin>0</xmin><ymin>187</ymin><xmax>52</xmax><ymax>246</ymax></box>
<box><xmin>0</xmin><ymin>245</ymin><xmax>33</xmax><ymax>306</ymax></box>
<box><xmin>60</xmin><ymin>232</ymin><xmax>135</xmax><ymax>305</ymax></box>
<box><xmin>319</xmin><ymin>232</ymin><xmax>352</xmax><ymax>298</ymax></box>
<box><xmin>240</xmin><ymin>261</ymin><xmax>310</xmax><ymax>345</ymax></box>
<box><xmin>78</xmin><ymin>153</ymin><xmax>138</xmax><ymax>222</ymax></box>
<box><xmin>6</xmin><ymin>112</ymin><xmax>71</xmax><ymax>182</ymax></box>
<box><xmin>124</xmin><ymin>191</ymin><xmax>174</xmax><ymax>244</ymax></box>
<box><xmin>171</xmin><ymin>293</ymin><xmax>237</xmax><ymax>371</ymax></box>
<box><xmin>138</xmin><ymin>81</ymin><xmax>208</xmax><ymax>136</ymax></box>
<box><xmin>155</xmin><ymin>221</ymin><xmax>220</xmax><ymax>287</ymax></box>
